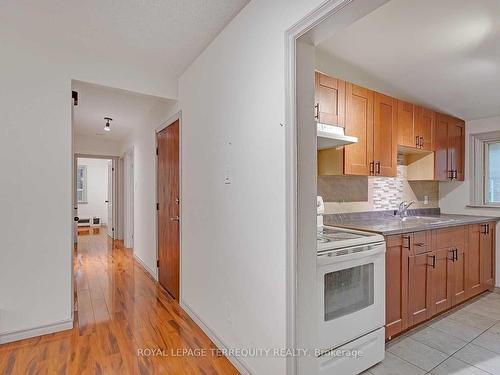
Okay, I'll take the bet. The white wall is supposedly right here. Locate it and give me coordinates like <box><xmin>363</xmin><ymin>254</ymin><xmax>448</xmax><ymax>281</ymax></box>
<box><xmin>77</xmin><ymin>158</ymin><xmax>109</xmax><ymax>225</ymax></box>
<box><xmin>440</xmin><ymin>115</ymin><xmax>500</xmax><ymax>286</ymax></box>
<box><xmin>0</xmin><ymin>22</ymin><xmax>176</xmax><ymax>342</ymax></box>
<box><xmin>74</xmin><ymin>134</ymin><xmax>123</xmax><ymax>157</ymax></box>
<box><xmin>176</xmin><ymin>1</ymin><xmax>325</xmax><ymax>373</ymax></box>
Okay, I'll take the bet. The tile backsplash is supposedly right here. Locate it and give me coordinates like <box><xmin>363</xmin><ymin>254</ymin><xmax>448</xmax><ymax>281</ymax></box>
<box><xmin>318</xmin><ymin>153</ymin><xmax>439</xmax><ymax>214</ymax></box>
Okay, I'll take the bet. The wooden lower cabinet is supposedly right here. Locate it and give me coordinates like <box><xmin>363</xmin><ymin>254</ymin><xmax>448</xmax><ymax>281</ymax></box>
<box><xmin>481</xmin><ymin>222</ymin><xmax>496</xmax><ymax>290</ymax></box>
<box><xmin>451</xmin><ymin>243</ymin><xmax>467</xmax><ymax>305</ymax></box>
<box><xmin>385</xmin><ymin>223</ymin><xmax>496</xmax><ymax>340</ymax></box>
<box><xmin>430</xmin><ymin>247</ymin><xmax>452</xmax><ymax>314</ymax></box>
<box><xmin>408</xmin><ymin>252</ymin><xmax>432</xmax><ymax>326</ymax></box>
<box><xmin>385</xmin><ymin>234</ymin><xmax>409</xmax><ymax>339</ymax></box>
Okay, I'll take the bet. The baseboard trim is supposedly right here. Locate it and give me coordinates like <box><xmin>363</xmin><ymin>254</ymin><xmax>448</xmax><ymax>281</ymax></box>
<box><xmin>0</xmin><ymin>318</ymin><xmax>74</xmax><ymax>344</ymax></box>
<box><xmin>180</xmin><ymin>300</ymin><xmax>253</xmax><ymax>375</ymax></box>
<box><xmin>133</xmin><ymin>254</ymin><xmax>158</xmax><ymax>281</ymax></box>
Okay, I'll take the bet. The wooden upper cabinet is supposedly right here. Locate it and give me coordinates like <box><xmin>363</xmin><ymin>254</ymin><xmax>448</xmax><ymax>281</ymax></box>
<box><xmin>435</xmin><ymin>113</ymin><xmax>450</xmax><ymax>180</ymax></box>
<box><xmin>449</xmin><ymin>119</ymin><xmax>465</xmax><ymax>181</ymax></box>
<box><xmin>434</xmin><ymin>113</ymin><xmax>465</xmax><ymax>181</ymax></box>
<box><xmin>416</xmin><ymin>107</ymin><xmax>435</xmax><ymax>151</ymax></box>
<box><xmin>374</xmin><ymin>92</ymin><xmax>398</xmax><ymax>177</ymax></box>
<box><xmin>397</xmin><ymin>100</ymin><xmax>416</xmax><ymax>148</ymax></box>
<box><xmin>344</xmin><ymin>83</ymin><xmax>374</xmax><ymax>175</ymax></box>
<box><xmin>315</xmin><ymin>72</ymin><xmax>346</xmax><ymax>127</ymax></box>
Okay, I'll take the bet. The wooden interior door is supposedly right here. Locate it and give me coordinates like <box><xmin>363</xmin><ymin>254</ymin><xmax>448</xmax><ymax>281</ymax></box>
<box><xmin>451</xmin><ymin>243</ymin><xmax>467</xmax><ymax>306</ymax></box>
<box><xmin>385</xmin><ymin>235</ymin><xmax>409</xmax><ymax>339</ymax></box>
<box><xmin>481</xmin><ymin>222</ymin><xmax>495</xmax><ymax>291</ymax></box>
<box><xmin>431</xmin><ymin>248</ymin><xmax>452</xmax><ymax>314</ymax></box>
<box><xmin>417</xmin><ymin>107</ymin><xmax>435</xmax><ymax>151</ymax></box>
<box><xmin>434</xmin><ymin>114</ymin><xmax>450</xmax><ymax>181</ymax></box>
<box><xmin>157</xmin><ymin>120</ymin><xmax>180</xmax><ymax>299</ymax></box>
<box><xmin>373</xmin><ymin>92</ymin><xmax>398</xmax><ymax>177</ymax></box>
<box><xmin>344</xmin><ymin>83</ymin><xmax>374</xmax><ymax>175</ymax></box>
<box><xmin>315</xmin><ymin>72</ymin><xmax>345</xmax><ymax>127</ymax></box>
<box><xmin>467</xmin><ymin>224</ymin><xmax>483</xmax><ymax>298</ymax></box>
<box><xmin>408</xmin><ymin>251</ymin><xmax>432</xmax><ymax>326</ymax></box>
<box><xmin>397</xmin><ymin>100</ymin><xmax>415</xmax><ymax>148</ymax></box>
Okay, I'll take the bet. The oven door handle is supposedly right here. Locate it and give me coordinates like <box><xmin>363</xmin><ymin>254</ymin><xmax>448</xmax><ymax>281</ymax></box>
<box><xmin>317</xmin><ymin>244</ymin><xmax>385</xmax><ymax>265</ymax></box>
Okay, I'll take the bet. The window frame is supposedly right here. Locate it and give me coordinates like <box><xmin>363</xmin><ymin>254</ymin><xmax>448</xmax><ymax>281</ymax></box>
<box><xmin>77</xmin><ymin>165</ymin><xmax>88</xmax><ymax>204</ymax></box>
<box><xmin>470</xmin><ymin>131</ymin><xmax>500</xmax><ymax>207</ymax></box>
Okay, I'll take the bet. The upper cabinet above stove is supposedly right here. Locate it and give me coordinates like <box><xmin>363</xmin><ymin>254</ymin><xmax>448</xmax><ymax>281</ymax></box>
<box><xmin>316</xmin><ymin>71</ymin><xmax>465</xmax><ymax>182</ymax></box>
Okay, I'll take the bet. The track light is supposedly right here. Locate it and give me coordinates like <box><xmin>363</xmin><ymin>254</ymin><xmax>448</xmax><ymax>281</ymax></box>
<box><xmin>104</xmin><ymin>117</ymin><xmax>113</xmax><ymax>132</ymax></box>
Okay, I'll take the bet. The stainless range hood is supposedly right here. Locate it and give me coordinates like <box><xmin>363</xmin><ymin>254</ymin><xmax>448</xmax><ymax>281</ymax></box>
<box><xmin>317</xmin><ymin>123</ymin><xmax>358</xmax><ymax>150</ymax></box>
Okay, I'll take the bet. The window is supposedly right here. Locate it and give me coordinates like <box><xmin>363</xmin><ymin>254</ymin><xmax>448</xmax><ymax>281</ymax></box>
<box><xmin>77</xmin><ymin>165</ymin><xmax>87</xmax><ymax>203</ymax></box>
<box><xmin>486</xmin><ymin>142</ymin><xmax>500</xmax><ymax>204</ymax></box>
<box><xmin>470</xmin><ymin>132</ymin><xmax>500</xmax><ymax>207</ymax></box>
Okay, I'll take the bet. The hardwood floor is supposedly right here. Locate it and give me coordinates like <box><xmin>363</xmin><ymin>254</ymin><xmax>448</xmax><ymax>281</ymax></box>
<box><xmin>0</xmin><ymin>227</ymin><xmax>238</xmax><ymax>375</ymax></box>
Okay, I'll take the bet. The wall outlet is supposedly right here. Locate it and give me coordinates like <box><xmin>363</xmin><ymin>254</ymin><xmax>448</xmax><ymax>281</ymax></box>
<box><xmin>424</xmin><ymin>195</ymin><xmax>429</xmax><ymax>205</ymax></box>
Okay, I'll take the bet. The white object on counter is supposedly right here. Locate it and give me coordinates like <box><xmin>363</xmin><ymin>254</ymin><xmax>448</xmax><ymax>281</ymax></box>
<box><xmin>317</xmin><ymin>196</ymin><xmax>325</xmax><ymax>229</ymax></box>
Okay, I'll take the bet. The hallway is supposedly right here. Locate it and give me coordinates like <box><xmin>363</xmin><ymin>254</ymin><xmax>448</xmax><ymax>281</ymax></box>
<box><xmin>0</xmin><ymin>228</ymin><xmax>238</xmax><ymax>374</ymax></box>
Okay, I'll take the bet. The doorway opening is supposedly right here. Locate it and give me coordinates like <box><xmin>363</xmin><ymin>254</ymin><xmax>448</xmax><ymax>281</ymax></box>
<box><xmin>74</xmin><ymin>155</ymin><xmax>118</xmax><ymax>241</ymax></box>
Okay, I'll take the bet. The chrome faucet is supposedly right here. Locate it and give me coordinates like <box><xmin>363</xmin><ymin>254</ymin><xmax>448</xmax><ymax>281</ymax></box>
<box><xmin>397</xmin><ymin>201</ymin><xmax>415</xmax><ymax>218</ymax></box>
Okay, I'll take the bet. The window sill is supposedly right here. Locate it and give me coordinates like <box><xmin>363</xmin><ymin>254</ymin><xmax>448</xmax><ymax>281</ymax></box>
<box><xmin>467</xmin><ymin>204</ymin><xmax>500</xmax><ymax>209</ymax></box>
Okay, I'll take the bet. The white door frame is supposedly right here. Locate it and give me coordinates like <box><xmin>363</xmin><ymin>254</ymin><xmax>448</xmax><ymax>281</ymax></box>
<box><xmin>124</xmin><ymin>147</ymin><xmax>134</xmax><ymax>248</ymax></box>
<box><xmin>284</xmin><ymin>1</ymin><xmax>389</xmax><ymax>373</ymax></box>
<box><xmin>74</xmin><ymin>153</ymin><xmax>120</xmax><ymax>239</ymax></box>
<box><xmin>154</xmin><ymin>111</ymin><xmax>182</xmax><ymax>297</ymax></box>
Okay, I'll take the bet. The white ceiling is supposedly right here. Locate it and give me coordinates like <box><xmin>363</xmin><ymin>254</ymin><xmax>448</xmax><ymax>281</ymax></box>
<box><xmin>0</xmin><ymin>0</ymin><xmax>249</xmax><ymax>83</ymax></box>
<box><xmin>72</xmin><ymin>80</ymin><xmax>173</xmax><ymax>142</ymax></box>
<box><xmin>317</xmin><ymin>0</ymin><xmax>500</xmax><ymax>120</ymax></box>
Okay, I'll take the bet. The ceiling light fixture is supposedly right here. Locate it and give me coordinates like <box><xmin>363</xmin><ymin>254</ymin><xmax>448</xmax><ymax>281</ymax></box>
<box><xmin>104</xmin><ymin>117</ymin><xmax>113</xmax><ymax>132</ymax></box>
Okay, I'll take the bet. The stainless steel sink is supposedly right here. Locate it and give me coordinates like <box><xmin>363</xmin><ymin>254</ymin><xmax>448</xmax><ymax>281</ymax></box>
<box><xmin>399</xmin><ymin>216</ymin><xmax>457</xmax><ymax>225</ymax></box>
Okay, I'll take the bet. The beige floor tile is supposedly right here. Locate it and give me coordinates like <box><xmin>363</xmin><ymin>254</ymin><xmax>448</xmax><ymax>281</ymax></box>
<box><xmin>454</xmin><ymin>343</ymin><xmax>500</xmax><ymax>374</ymax></box>
<box><xmin>447</xmin><ymin>308</ymin><xmax>498</xmax><ymax>331</ymax></box>
<box><xmin>386</xmin><ymin>337</ymin><xmax>448</xmax><ymax>371</ymax></box>
<box><xmin>369</xmin><ymin>352</ymin><xmax>425</xmax><ymax>375</ymax></box>
<box><xmin>472</xmin><ymin>330</ymin><xmax>500</xmax><ymax>354</ymax></box>
<box><xmin>429</xmin><ymin>317</ymin><xmax>486</xmax><ymax>342</ymax></box>
<box><xmin>429</xmin><ymin>357</ymin><xmax>491</xmax><ymax>375</ymax></box>
<box><xmin>409</xmin><ymin>326</ymin><xmax>468</xmax><ymax>355</ymax></box>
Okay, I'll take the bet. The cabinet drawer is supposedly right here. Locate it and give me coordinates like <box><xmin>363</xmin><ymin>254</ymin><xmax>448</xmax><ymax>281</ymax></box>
<box><xmin>412</xmin><ymin>231</ymin><xmax>431</xmax><ymax>255</ymax></box>
<box><xmin>434</xmin><ymin>226</ymin><xmax>465</xmax><ymax>248</ymax></box>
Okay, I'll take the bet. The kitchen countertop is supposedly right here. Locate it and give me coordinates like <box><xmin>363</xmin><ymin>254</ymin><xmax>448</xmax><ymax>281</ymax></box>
<box><xmin>324</xmin><ymin>210</ymin><xmax>500</xmax><ymax>236</ymax></box>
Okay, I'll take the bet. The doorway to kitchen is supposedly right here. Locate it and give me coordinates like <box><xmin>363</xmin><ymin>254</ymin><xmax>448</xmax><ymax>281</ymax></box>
<box><xmin>156</xmin><ymin>119</ymin><xmax>181</xmax><ymax>299</ymax></box>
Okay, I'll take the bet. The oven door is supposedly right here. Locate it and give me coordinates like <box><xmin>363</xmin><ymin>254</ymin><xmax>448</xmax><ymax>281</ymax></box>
<box><xmin>317</xmin><ymin>243</ymin><xmax>385</xmax><ymax>352</ymax></box>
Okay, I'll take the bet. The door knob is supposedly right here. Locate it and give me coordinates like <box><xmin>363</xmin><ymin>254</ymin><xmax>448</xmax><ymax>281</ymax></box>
<box><xmin>74</xmin><ymin>217</ymin><xmax>79</xmax><ymax>222</ymax></box>
<box><xmin>170</xmin><ymin>216</ymin><xmax>180</xmax><ymax>222</ymax></box>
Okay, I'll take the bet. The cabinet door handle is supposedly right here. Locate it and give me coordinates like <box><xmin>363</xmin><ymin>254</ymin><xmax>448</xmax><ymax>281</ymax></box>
<box><xmin>455</xmin><ymin>249</ymin><xmax>459</xmax><ymax>261</ymax></box>
<box><xmin>486</xmin><ymin>224</ymin><xmax>490</xmax><ymax>234</ymax></box>
<box><xmin>415</xmin><ymin>242</ymin><xmax>426</xmax><ymax>247</ymax></box>
<box><xmin>481</xmin><ymin>224</ymin><xmax>487</xmax><ymax>234</ymax></box>
<box><xmin>416</xmin><ymin>136</ymin><xmax>420</xmax><ymax>148</ymax></box>
<box><xmin>375</xmin><ymin>161</ymin><xmax>381</xmax><ymax>175</ymax></box>
<box><xmin>369</xmin><ymin>161</ymin><xmax>374</xmax><ymax>175</ymax></box>
<box><xmin>315</xmin><ymin>103</ymin><xmax>320</xmax><ymax>120</ymax></box>
<box><xmin>429</xmin><ymin>254</ymin><xmax>436</xmax><ymax>268</ymax></box>
<box><xmin>453</xmin><ymin>169</ymin><xmax>458</xmax><ymax>180</ymax></box>
<box><xmin>420</xmin><ymin>136</ymin><xmax>424</xmax><ymax>148</ymax></box>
